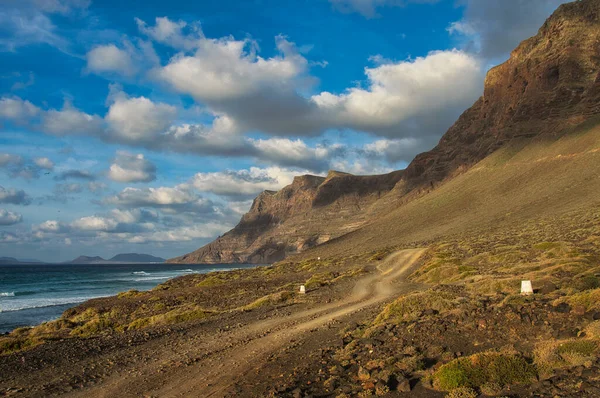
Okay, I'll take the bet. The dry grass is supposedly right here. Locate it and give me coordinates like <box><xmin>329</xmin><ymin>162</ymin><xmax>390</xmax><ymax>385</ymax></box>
<box><xmin>534</xmin><ymin>338</ymin><xmax>599</xmax><ymax>377</ymax></box>
<box><xmin>375</xmin><ymin>288</ymin><xmax>459</xmax><ymax>324</ymax></box>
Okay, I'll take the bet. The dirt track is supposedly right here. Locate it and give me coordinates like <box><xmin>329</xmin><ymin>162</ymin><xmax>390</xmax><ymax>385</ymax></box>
<box><xmin>65</xmin><ymin>249</ymin><xmax>425</xmax><ymax>398</ymax></box>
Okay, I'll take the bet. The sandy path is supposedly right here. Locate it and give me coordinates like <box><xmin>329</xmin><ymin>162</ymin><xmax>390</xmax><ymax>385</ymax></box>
<box><xmin>71</xmin><ymin>248</ymin><xmax>425</xmax><ymax>398</ymax></box>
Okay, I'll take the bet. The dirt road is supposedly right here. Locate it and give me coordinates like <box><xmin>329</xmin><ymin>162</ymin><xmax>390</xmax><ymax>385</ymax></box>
<box><xmin>69</xmin><ymin>248</ymin><xmax>426</xmax><ymax>398</ymax></box>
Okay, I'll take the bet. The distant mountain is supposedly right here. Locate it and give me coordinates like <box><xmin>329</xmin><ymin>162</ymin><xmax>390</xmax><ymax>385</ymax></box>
<box><xmin>0</xmin><ymin>257</ymin><xmax>20</xmax><ymax>264</ymax></box>
<box><xmin>108</xmin><ymin>253</ymin><xmax>165</xmax><ymax>263</ymax></box>
<box><xmin>67</xmin><ymin>253</ymin><xmax>165</xmax><ymax>264</ymax></box>
<box><xmin>68</xmin><ymin>256</ymin><xmax>106</xmax><ymax>264</ymax></box>
<box><xmin>0</xmin><ymin>257</ymin><xmax>45</xmax><ymax>265</ymax></box>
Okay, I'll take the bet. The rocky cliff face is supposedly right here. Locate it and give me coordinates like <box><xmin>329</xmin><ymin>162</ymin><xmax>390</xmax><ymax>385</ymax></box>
<box><xmin>169</xmin><ymin>170</ymin><xmax>403</xmax><ymax>264</ymax></box>
<box><xmin>171</xmin><ymin>0</ymin><xmax>600</xmax><ymax>264</ymax></box>
<box><xmin>402</xmin><ymin>0</ymin><xmax>600</xmax><ymax>189</ymax></box>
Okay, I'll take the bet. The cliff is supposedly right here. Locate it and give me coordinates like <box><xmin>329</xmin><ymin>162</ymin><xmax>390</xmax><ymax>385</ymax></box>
<box><xmin>169</xmin><ymin>170</ymin><xmax>403</xmax><ymax>264</ymax></box>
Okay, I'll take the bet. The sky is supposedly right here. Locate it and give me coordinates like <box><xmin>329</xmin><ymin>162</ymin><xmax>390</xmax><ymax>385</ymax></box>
<box><xmin>0</xmin><ymin>0</ymin><xmax>568</xmax><ymax>262</ymax></box>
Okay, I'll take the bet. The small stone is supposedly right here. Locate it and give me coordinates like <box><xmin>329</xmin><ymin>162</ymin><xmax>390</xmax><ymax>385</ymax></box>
<box><xmin>554</xmin><ymin>303</ymin><xmax>571</xmax><ymax>313</ymax></box>
<box><xmin>396</xmin><ymin>376</ymin><xmax>411</xmax><ymax>392</ymax></box>
<box><xmin>358</xmin><ymin>366</ymin><xmax>371</xmax><ymax>381</ymax></box>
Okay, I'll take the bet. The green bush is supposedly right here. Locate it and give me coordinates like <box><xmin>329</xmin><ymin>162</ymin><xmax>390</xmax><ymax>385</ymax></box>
<box><xmin>433</xmin><ymin>352</ymin><xmax>537</xmax><ymax>391</ymax></box>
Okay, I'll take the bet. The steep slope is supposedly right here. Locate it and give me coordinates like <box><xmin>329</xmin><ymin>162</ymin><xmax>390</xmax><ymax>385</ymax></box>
<box><xmin>169</xmin><ymin>171</ymin><xmax>403</xmax><ymax>264</ymax></box>
<box><xmin>303</xmin><ymin>117</ymin><xmax>600</xmax><ymax>260</ymax></box>
<box><xmin>171</xmin><ymin>0</ymin><xmax>600</xmax><ymax>265</ymax></box>
<box><xmin>402</xmin><ymin>0</ymin><xmax>600</xmax><ymax>190</ymax></box>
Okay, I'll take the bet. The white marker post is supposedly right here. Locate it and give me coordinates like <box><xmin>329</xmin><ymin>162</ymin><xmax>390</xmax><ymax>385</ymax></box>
<box><xmin>300</xmin><ymin>285</ymin><xmax>306</xmax><ymax>294</ymax></box>
<box><xmin>521</xmin><ymin>280</ymin><xmax>533</xmax><ymax>295</ymax></box>
<box><xmin>317</xmin><ymin>257</ymin><xmax>321</xmax><ymax>261</ymax></box>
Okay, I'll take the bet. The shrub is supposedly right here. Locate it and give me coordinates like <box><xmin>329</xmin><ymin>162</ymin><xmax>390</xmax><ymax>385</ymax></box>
<box><xmin>241</xmin><ymin>291</ymin><xmax>295</xmax><ymax>311</ymax></box>
<box><xmin>447</xmin><ymin>387</ymin><xmax>478</xmax><ymax>398</ymax></box>
<box><xmin>556</xmin><ymin>288</ymin><xmax>600</xmax><ymax>312</ymax></box>
<box><xmin>117</xmin><ymin>289</ymin><xmax>142</xmax><ymax>299</ymax></box>
<box><xmin>70</xmin><ymin>316</ymin><xmax>115</xmax><ymax>337</ymax></box>
<box><xmin>433</xmin><ymin>352</ymin><xmax>537</xmax><ymax>391</ymax></box>
<box><xmin>376</xmin><ymin>290</ymin><xmax>458</xmax><ymax>323</ymax></box>
<box><xmin>584</xmin><ymin>321</ymin><xmax>600</xmax><ymax>338</ymax></box>
<box><xmin>196</xmin><ymin>275</ymin><xmax>226</xmax><ymax>287</ymax></box>
<box><xmin>534</xmin><ymin>339</ymin><xmax>599</xmax><ymax>377</ymax></box>
<box><xmin>0</xmin><ymin>337</ymin><xmax>39</xmax><ymax>355</ymax></box>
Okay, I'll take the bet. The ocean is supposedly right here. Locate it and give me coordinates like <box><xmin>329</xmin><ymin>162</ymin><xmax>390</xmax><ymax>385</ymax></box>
<box><xmin>0</xmin><ymin>262</ymin><xmax>260</xmax><ymax>334</ymax></box>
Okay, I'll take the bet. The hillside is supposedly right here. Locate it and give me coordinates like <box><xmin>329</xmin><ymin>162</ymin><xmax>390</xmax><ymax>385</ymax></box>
<box><xmin>171</xmin><ymin>0</ymin><xmax>600</xmax><ymax>265</ymax></box>
<box><xmin>169</xmin><ymin>170</ymin><xmax>403</xmax><ymax>264</ymax></box>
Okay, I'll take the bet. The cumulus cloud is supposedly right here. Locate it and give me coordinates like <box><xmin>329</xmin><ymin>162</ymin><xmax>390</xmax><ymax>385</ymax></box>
<box><xmin>105</xmin><ymin>94</ymin><xmax>177</xmax><ymax>141</ymax></box>
<box><xmin>86</xmin><ymin>44</ymin><xmax>137</xmax><ymax>77</ymax></box>
<box><xmin>0</xmin><ymin>187</ymin><xmax>31</xmax><ymax>205</ymax></box>
<box><xmin>312</xmin><ymin>50</ymin><xmax>483</xmax><ymax>137</ymax></box>
<box><xmin>447</xmin><ymin>0</ymin><xmax>567</xmax><ymax>61</ymax></box>
<box><xmin>0</xmin><ymin>97</ymin><xmax>40</xmax><ymax>122</ymax></box>
<box><xmin>103</xmin><ymin>186</ymin><xmax>214</xmax><ymax>213</ymax></box>
<box><xmin>0</xmin><ymin>209</ymin><xmax>22</xmax><ymax>225</ymax></box>
<box><xmin>36</xmin><ymin>220</ymin><xmax>68</xmax><ymax>233</ymax></box>
<box><xmin>108</xmin><ymin>151</ymin><xmax>156</xmax><ymax>183</ymax></box>
<box><xmin>190</xmin><ymin>167</ymin><xmax>306</xmax><ymax>198</ymax></box>
<box><xmin>41</xmin><ymin>103</ymin><xmax>104</xmax><ymax>136</ymax></box>
<box><xmin>33</xmin><ymin>157</ymin><xmax>54</xmax><ymax>170</ymax></box>
<box><xmin>136</xmin><ymin>17</ymin><xmax>203</xmax><ymax>51</ymax></box>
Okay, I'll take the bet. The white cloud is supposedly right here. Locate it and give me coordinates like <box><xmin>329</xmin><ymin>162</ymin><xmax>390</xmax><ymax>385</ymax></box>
<box><xmin>106</xmin><ymin>95</ymin><xmax>177</xmax><ymax>141</ymax></box>
<box><xmin>103</xmin><ymin>186</ymin><xmax>214</xmax><ymax>213</ymax></box>
<box><xmin>41</xmin><ymin>103</ymin><xmax>104</xmax><ymax>136</ymax></box>
<box><xmin>0</xmin><ymin>209</ymin><xmax>22</xmax><ymax>225</ymax></box>
<box><xmin>71</xmin><ymin>215</ymin><xmax>119</xmax><ymax>232</ymax></box>
<box><xmin>136</xmin><ymin>17</ymin><xmax>203</xmax><ymax>51</ymax></box>
<box><xmin>36</xmin><ymin>220</ymin><xmax>67</xmax><ymax>233</ymax></box>
<box><xmin>86</xmin><ymin>44</ymin><xmax>137</xmax><ymax>77</ymax></box>
<box><xmin>312</xmin><ymin>49</ymin><xmax>483</xmax><ymax>137</ymax></box>
<box><xmin>33</xmin><ymin>157</ymin><xmax>54</xmax><ymax>170</ymax></box>
<box><xmin>158</xmin><ymin>33</ymin><xmax>308</xmax><ymax>102</ymax></box>
<box><xmin>126</xmin><ymin>224</ymin><xmax>230</xmax><ymax>243</ymax></box>
<box><xmin>190</xmin><ymin>167</ymin><xmax>305</xmax><ymax>198</ymax></box>
<box><xmin>108</xmin><ymin>151</ymin><xmax>156</xmax><ymax>183</ymax></box>
<box><xmin>0</xmin><ymin>97</ymin><xmax>40</xmax><ymax>122</ymax></box>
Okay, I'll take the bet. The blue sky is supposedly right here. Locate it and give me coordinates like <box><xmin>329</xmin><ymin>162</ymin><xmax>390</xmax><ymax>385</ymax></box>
<box><xmin>0</xmin><ymin>0</ymin><xmax>567</xmax><ymax>262</ymax></box>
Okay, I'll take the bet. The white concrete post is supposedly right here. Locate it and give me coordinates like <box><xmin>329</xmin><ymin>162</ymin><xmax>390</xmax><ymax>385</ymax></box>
<box><xmin>300</xmin><ymin>285</ymin><xmax>306</xmax><ymax>294</ymax></box>
<box><xmin>521</xmin><ymin>280</ymin><xmax>533</xmax><ymax>295</ymax></box>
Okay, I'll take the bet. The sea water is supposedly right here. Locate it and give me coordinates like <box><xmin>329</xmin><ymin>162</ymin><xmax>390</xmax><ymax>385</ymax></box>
<box><xmin>0</xmin><ymin>262</ymin><xmax>260</xmax><ymax>333</ymax></box>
